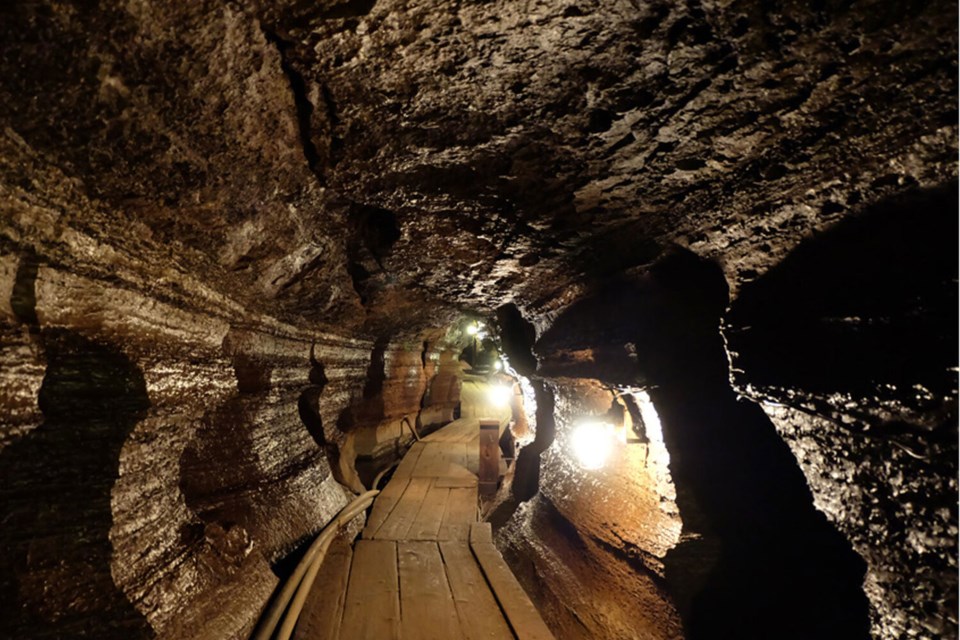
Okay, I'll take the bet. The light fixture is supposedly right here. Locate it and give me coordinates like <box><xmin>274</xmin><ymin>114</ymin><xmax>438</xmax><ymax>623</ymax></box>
<box><xmin>487</xmin><ymin>384</ymin><xmax>512</xmax><ymax>407</ymax></box>
<box><xmin>570</xmin><ymin>420</ymin><xmax>616</xmax><ymax>470</ymax></box>
<box><xmin>493</xmin><ymin>360</ymin><xmax>503</xmax><ymax>371</ymax></box>
<box><xmin>466</xmin><ymin>322</ymin><xmax>480</xmax><ymax>336</ymax></box>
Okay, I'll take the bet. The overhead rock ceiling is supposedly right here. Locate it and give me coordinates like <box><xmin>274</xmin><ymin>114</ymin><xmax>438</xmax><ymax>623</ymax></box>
<box><xmin>1</xmin><ymin>0</ymin><xmax>955</xmax><ymax>335</ymax></box>
<box><xmin>0</xmin><ymin>0</ymin><xmax>956</xmax><ymax>639</ymax></box>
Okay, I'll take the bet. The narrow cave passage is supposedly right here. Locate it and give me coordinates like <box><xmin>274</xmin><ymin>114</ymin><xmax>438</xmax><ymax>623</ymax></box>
<box><xmin>0</xmin><ymin>1</ymin><xmax>956</xmax><ymax>639</ymax></box>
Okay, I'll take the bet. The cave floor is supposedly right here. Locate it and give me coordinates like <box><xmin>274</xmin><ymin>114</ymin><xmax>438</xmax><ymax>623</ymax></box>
<box><xmin>295</xmin><ymin>382</ymin><xmax>553</xmax><ymax>639</ymax></box>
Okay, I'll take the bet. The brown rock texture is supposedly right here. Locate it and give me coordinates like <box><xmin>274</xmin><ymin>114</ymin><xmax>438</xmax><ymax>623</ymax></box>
<box><xmin>1</xmin><ymin>0</ymin><xmax>956</xmax><ymax>638</ymax></box>
<box><xmin>499</xmin><ymin>378</ymin><xmax>684</xmax><ymax>640</ymax></box>
<box><xmin>0</xmin><ymin>152</ymin><xmax>361</xmax><ymax>636</ymax></box>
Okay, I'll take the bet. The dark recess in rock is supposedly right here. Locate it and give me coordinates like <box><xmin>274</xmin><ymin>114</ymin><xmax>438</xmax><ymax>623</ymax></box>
<box><xmin>495</xmin><ymin>302</ymin><xmax>538</xmax><ymax>377</ymax></box>
<box><xmin>262</xmin><ymin>29</ymin><xmax>323</xmax><ymax>173</ymax></box>
<box><xmin>729</xmin><ymin>184</ymin><xmax>958</xmax><ymax>397</ymax></box>
<box><xmin>641</xmin><ymin>251</ymin><xmax>872</xmax><ymax>640</ymax></box>
<box><xmin>726</xmin><ymin>185</ymin><xmax>959</xmax><ymax>637</ymax></box>
<box><xmin>233</xmin><ymin>353</ymin><xmax>273</xmax><ymax>394</ymax></box>
<box><xmin>11</xmin><ymin>249</ymin><xmax>39</xmax><ymax>327</ymax></box>
<box><xmin>512</xmin><ymin>380</ymin><xmax>556</xmax><ymax>503</ymax></box>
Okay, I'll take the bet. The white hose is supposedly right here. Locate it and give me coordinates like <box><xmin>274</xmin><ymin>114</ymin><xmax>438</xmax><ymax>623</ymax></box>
<box><xmin>252</xmin><ymin>490</ymin><xmax>379</xmax><ymax>640</ymax></box>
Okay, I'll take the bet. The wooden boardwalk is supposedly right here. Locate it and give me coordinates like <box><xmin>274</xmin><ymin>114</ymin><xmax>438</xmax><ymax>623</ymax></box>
<box><xmin>294</xmin><ymin>380</ymin><xmax>554</xmax><ymax>640</ymax></box>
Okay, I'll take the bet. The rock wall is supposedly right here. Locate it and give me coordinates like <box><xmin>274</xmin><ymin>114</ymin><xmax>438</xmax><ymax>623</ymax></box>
<box><xmin>499</xmin><ymin>378</ymin><xmax>684</xmax><ymax>640</ymax></box>
<box><xmin>500</xmin><ymin>251</ymin><xmax>883</xmax><ymax>639</ymax></box>
<box><xmin>1</xmin><ymin>135</ymin><xmax>385</xmax><ymax>638</ymax></box>
<box><xmin>726</xmin><ymin>186</ymin><xmax>958</xmax><ymax>640</ymax></box>
<box><xmin>1</xmin><ymin>0</ymin><xmax>956</xmax><ymax>638</ymax></box>
<box><xmin>0</xmin><ymin>76</ymin><xmax>463</xmax><ymax>638</ymax></box>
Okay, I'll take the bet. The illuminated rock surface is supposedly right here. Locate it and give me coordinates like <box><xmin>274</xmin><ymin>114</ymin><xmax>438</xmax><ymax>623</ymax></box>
<box><xmin>0</xmin><ymin>1</ymin><xmax>955</xmax><ymax>638</ymax></box>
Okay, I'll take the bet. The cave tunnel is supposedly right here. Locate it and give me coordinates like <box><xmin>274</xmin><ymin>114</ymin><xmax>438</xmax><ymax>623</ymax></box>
<box><xmin>0</xmin><ymin>1</ymin><xmax>957</xmax><ymax>639</ymax></box>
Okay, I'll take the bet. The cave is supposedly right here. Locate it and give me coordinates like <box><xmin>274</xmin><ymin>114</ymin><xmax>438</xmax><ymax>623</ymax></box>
<box><xmin>0</xmin><ymin>1</ymin><xmax>956</xmax><ymax>639</ymax></box>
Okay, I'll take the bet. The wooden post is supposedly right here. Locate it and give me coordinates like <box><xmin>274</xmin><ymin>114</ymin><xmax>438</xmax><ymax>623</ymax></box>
<box><xmin>499</xmin><ymin>421</ymin><xmax>516</xmax><ymax>467</ymax></box>
<box><xmin>479</xmin><ymin>419</ymin><xmax>500</xmax><ymax>496</ymax></box>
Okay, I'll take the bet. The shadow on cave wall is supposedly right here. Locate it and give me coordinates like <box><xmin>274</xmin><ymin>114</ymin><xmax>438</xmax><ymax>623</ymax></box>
<box><xmin>336</xmin><ymin>335</ymin><xmax>389</xmax><ymax>435</ymax></box>
<box><xmin>644</xmin><ymin>252</ymin><xmax>869</xmax><ymax>640</ymax></box>
<box><xmin>180</xmin><ymin>346</ymin><xmax>330</xmax><ymax>565</ymax></box>
<box><xmin>180</xmin><ymin>348</ymin><xmax>276</xmax><ymax>541</ymax></box>
<box><xmin>645</xmin><ymin>251</ymin><xmax>871</xmax><ymax>640</ymax></box>
<box><xmin>0</xmin><ymin>328</ymin><xmax>154</xmax><ymax>639</ymax></box>
<box><xmin>298</xmin><ymin>342</ymin><xmax>330</xmax><ymax>449</ymax></box>
<box><xmin>723</xmin><ymin>184</ymin><xmax>959</xmax><ymax>637</ymax></box>
<box><xmin>178</xmin><ymin>396</ymin><xmax>262</xmax><ymax>547</ymax></box>
<box><xmin>727</xmin><ymin>182</ymin><xmax>958</xmax><ymax>400</ymax></box>
<box><xmin>537</xmin><ymin>248</ymin><xmax>871</xmax><ymax>639</ymax></box>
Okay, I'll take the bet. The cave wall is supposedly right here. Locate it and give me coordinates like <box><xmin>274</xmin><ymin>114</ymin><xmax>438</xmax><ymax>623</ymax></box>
<box><xmin>0</xmin><ymin>139</ymin><xmax>370</xmax><ymax>638</ymax></box>
<box><xmin>500</xmin><ymin>232</ymin><xmax>955</xmax><ymax>640</ymax></box>
<box><xmin>499</xmin><ymin>378</ymin><xmax>683</xmax><ymax>640</ymax></box>
<box><xmin>1</xmin><ymin>0</ymin><xmax>956</xmax><ymax>638</ymax></box>
<box><xmin>0</xmin><ymin>76</ymin><xmax>460</xmax><ymax>638</ymax></box>
<box><xmin>726</xmin><ymin>186</ymin><xmax>959</xmax><ymax>639</ymax></box>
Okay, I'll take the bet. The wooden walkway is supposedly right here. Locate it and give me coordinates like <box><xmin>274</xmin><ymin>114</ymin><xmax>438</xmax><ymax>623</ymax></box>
<box><xmin>293</xmin><ymin>381</ymin><xmax>554</xmax><ymax>640</ymax></box>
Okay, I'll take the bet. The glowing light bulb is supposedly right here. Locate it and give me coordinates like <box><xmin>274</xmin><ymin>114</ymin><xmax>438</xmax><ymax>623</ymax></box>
<box><xmin>488</xmin><ymin>384</ymin><xmax>512</xmax><ymax>407</ymax></box>
<box><xmin>493</xmin><ymin>360</ymin><xmax>503</xmax><ymax>371</ymax></box>
<box><xmin>466</xmin><ymin>323</ymin><xmax>479</xmax><ymax>336</ymax></box>
<box><xmin>570</xmin><ymin>421</ymin><xmax>615</xmax><ymax>470</ymax></box>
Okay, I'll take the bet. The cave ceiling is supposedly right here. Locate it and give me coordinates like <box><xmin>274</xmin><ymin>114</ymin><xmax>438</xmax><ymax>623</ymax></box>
<box><xmin>0</xmin><ymin>0</ymin><xmax>955</xmax><ymax>337</ymax></box>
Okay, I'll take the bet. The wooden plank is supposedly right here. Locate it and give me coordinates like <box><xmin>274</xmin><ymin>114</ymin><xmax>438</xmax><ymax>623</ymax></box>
<box><xmin>423</xmin><ymin>423</ymin><xmax>456</xmax><ymax>443</ymax></box>
<box><xmin>439</xmin><ymin>541</ymin><xmax>514</xmax><ymax>640</ymax></box>
<box><xmin>294</xmin><ymin>537</ymin><xmax>353</xmax><ymax>640</ymax></box>
<box><xmin>375</xmin><ymin>477</ymin><xmax>432</xmax><ymax>540</ymax></box>
<box><xmin>434</xmin><ymin>442</ymin><xmax>475</xmax><ymax>487</ymax></box>
<box><xmin>408</xmin><ymin>482</ymin><xmax>450</xmax><ymax>540</ymax></box>
<box><xmin>414</xmin><ymin>442</ymin><xmax>471</xmax><ymax>480</ymax></box>
<box><xmin>479</xmin><ymin>420</ymin><xmax>500</xmax><ymax>496</ymax></box>
<box><xmin>465</xmin><ymin>438</ymin><xmax>480</xmax><ymax>475</ymax></box>
<box><xmin>470</xmin><ymin>522</ymin><xmax>493</xmax><ymax>545</ymax></box>
<box><xmin>363</xmin><ymin>475</ymin><xmax>411</xmax><ymax>539</ymax></box>
<box><xmin>470</xmin><ymin>533</ymin><xmax>554</xmax><ymax>640</ymax></box>
<box><xmin>394</xmin><ymin>442</ymin><xmax>427</xmax><ymax>480</ymax></box>
<box><xmin>438</xmin><ymin>487</ymin><xmax>478</xmax><ymax>542</ymax></box>
<box><xmin>444</xmin><ymin>441</ymin><xmax>468</xmax><ymax>468</ymax></box>
<box><xmin>423</xmin><ymin>418</ymin><xmax>475</xmax><ymax>443</ymax></box>
<box><xmin>412</xmin><ymin>443</ymin><xmax>449</xmax><ymax>477</ymax></box>
<box><xmin>338</xmin><ymin>540</ymin><xmax>400</xmax><ymax>640</ymax></box>
<box><xmin>435</xmin><ymin>470</ymin><xmax>478</xmax><ymax>489</ymax></box>
<box><xmin>398</xmin><ymin>541</ymin><xmax>462</xmax><ymax>640</ymax></box>
<box><xmin>457</xmin><ymin>420</ymin><xmax>480</xmax><ymax>443</ymax></box>
<box><xmin>450</xmin><ymin>419</ymin><xmax>479</xmax><ymax>443</ymax></box>
<box><xmin>438</xmin><ymin>418</ymin><xmax>471</xmax><ymax>444</ymax></box>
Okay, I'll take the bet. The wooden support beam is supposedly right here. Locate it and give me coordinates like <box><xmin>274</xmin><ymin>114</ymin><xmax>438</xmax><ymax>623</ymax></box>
<box><xmin>478</xmin><ymin>419</ymin><xmax>500</xmax><ymax>496</ymax></box>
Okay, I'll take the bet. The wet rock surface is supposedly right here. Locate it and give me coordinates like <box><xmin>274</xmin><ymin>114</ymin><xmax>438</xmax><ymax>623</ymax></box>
<box><xmin>513</xmin><ymin>251</ymin><xmax>876</xmax><ymax>639</ymax></box>
<box><xmin>499</xmin><ymin>377</ymin><xmax>684</xmax><ymax>640</ymax></box>
<box><xmin>1</xmin><ymin>0</ymin><xmax>956</xmax><ymax>638</ymax></box>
